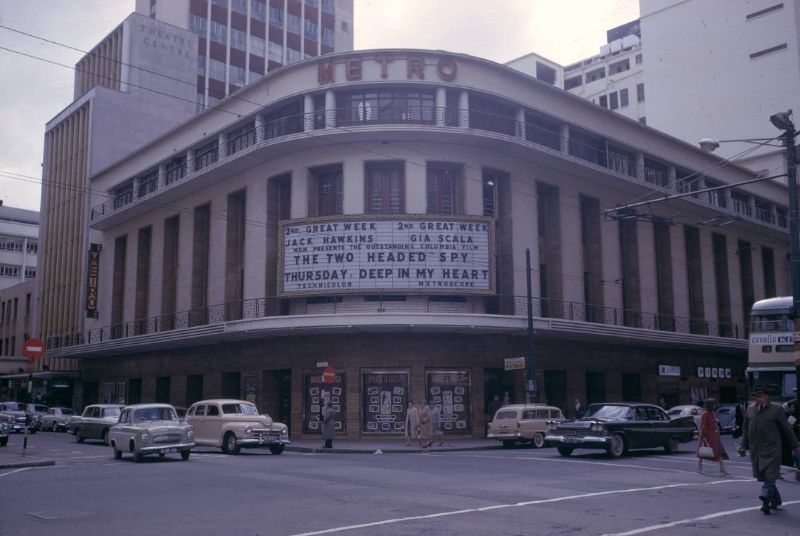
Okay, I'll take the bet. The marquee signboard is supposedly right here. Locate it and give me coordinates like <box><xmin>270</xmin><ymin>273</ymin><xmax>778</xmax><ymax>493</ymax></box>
<box><xmin>279</xmin><ymin>216</ymin><xmax>495</xmax><ymax>296</ymax></box>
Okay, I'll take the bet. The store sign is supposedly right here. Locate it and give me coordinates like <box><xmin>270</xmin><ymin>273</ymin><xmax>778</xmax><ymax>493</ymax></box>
<box><xmin>318</xmin><ymin>55</ymin><xmax>457</xmax><ymax>85</ymax></box>
<box><xmin>658</xmin><ymin>365</ymin><xmax>680</xmax><ymax>377</ymax></box>
<box><xmin>279</xmin><ymin>216</ymin><xmax>494</xmax><ymax>296</ymax></box>
<box><xmin>85</xmin><ymin>243</ymin><xmax>101</xmax><ymax>318</ymax></box>
<box><xmin>303</xmin><ymin>371</ymin><xmax>345</xmax><ymax>434</ymax></box>
<box><xmin>426</xmin><ymin>370</ymin><xmax>471</xmax><ymax>433</ymax></box>
<box><xmin>362</xmin><ymin>370</ymin><xmax>408</xmax><ymax>434</ymax></box>
<box><xmin>696</xmin><ymin>367</ymin><xmax>732</xmax><ymax>379</ymax></box>
<box><xmin>504</xmin><ymin>357</ymin><xmax>526</xmax><ymax>371</ymax></box>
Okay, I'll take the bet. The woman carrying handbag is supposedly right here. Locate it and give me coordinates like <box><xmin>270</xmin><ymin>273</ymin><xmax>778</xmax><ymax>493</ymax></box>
<box><xmin>698</xmin><ymin>398</ymin><xmax>728</xmax><ymax>475</ymax></box>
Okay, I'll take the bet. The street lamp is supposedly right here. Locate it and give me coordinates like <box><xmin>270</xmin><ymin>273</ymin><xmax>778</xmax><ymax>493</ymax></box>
<box><xmin>769</xmin><ymin>110</ymin><xmax>800</xmax><ymax>415</ymax></box>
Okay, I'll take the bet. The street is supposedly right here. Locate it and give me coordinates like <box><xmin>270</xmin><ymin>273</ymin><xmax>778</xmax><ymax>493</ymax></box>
<box><xmin>1</xmin><ymin>432</ymin><xmax>798</xmax><ymax>536</ymax></box>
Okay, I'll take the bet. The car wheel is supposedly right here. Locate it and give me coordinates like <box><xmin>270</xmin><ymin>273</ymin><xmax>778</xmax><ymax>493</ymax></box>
<box><xmin>181</xmin><ymin>450</ymin><xmax>191</xmax><ymax>461</ymax></box>
<box><xmin>533</xmin><ymin>432</ymin><xmax>546</xmax><ymax>449</ymax></box>
<box><xmin>222</xmin><ymin>432</ymin><xmax>240</xmax><ymax>455</ymax></box>
<box><xmin>269</xmin><ymin>445</ymin><xmax>285</xmax><ymax>455</ymax></box>
<box><xmin>557</xmin><ymin>446</ymin><xmax>573</xmax><ymax>457</ymax></box>
<box><xmin>502</xmin><ymin>440</ymin><xmax>515</xmax><ymax>449</ymax></box>
<box><xmin>664</xmin><ymin>438</ymin><xmax>680</xmax><ymax>454</ymax></box>
<box><xmin>607</xmin><ymin>435</ymin><xmax>626</xmax><ymax>458</ymax></box>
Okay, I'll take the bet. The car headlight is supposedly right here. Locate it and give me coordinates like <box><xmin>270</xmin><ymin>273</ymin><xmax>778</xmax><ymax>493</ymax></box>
<box><xmin>244</xmin><ymin>427</ymin><xmax>253</xmax><ymax>435</ymax></box>
<box><xmin>590</xmin><ymin>422</ymin><xmax>605</xmax><ymax>433</ymax></box>
<box><xmin>280</xmin><ymin>427</ymin><xmax>288</xmax><ymax>438</ymax></box>
<box><xmin>139</xmin><ymin>431</ymin><xmax>150</xmax><ymax>443</ymax></box>
<box><xmin>547</xmin><ymin>423</ymin><xmax>559</xmax><ymax>432</ymax></box>
<box><xmin>186</xmin><ymin>429</ymin><xmax>194</xmax><ymax>440</ymax></box>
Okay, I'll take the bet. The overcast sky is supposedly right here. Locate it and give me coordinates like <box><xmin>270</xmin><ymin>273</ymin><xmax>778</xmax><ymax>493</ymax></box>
<box><xmin>0</xmin><ymin>0</ymin><xmax>638</xmax><ymax>211</ymax></box>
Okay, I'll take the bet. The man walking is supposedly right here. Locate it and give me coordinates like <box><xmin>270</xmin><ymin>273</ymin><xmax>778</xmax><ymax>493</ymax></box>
<box><xmin>739</xmin><ymin>385</ymin><xmax>800</xmax><ymax>514</ymax></box>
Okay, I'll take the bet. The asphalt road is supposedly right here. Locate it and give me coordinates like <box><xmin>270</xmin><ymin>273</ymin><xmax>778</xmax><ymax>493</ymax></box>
<box><xmin>1</xmin><ymin>432</ymin><xmax>798</xmax><ymax>536</ymax></box>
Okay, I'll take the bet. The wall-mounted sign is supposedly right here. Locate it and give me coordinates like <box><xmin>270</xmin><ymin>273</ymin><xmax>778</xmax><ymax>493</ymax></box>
<box><xmin>658</xmin><ymin>365</ymin><xmax>680</xmax><ymax>377</ymax></box>
<box><xmin>318</xmin><ymin>55</ymin><xmax>457</xmax><ymax>85</ymax></box>
<box><xmin>279</xmin><ymin>216</ymin><xmax>495</xmax><ymax>296</ymax></box>
<box><xmin>504</xmin><ymin>357</ymin><xmax>526</xmax><ymax>371</ymax></box>
<box><xmin>85</xmin><ymin>243</ymin><xmax>101</xmax><ymax>318</ymax></box>
<box><xmin>426</xmin><ymin>370</ymin><xmax>471</xmax><ymax>433</ymax></box>
<box><xmin>696</xmin><ymin>367</ymin><xmax>732</xmax><ymax>379</ymax></box>
<box><xmin>362</xmin><ymin>370</ymin><xmax>408</xmax><ymax>434</ymax></box>
<box><xmin>303</xmin><ymin>371</ymin><xmax>346</xmax><ymax>434</ymax></box>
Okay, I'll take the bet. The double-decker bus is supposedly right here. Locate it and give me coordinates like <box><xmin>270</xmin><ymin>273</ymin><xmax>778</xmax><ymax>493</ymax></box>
<box><xmin>747</xmin><ymin>296</ymin><xmax>798</xmax><ymax>401</ymax></box>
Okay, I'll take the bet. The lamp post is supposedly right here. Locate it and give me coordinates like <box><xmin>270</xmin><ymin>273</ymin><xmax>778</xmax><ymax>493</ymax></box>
<box><xmin>769</xmin><ymin>110</ymin><xmax>800</xmax><ymax>417</ymax></box>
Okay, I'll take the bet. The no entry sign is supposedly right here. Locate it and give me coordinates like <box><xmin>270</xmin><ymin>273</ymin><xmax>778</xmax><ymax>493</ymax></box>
<box><xmin>23</xmin><ymin>338</ymin><xmax>45</xmax><ymax>360</ymax></box>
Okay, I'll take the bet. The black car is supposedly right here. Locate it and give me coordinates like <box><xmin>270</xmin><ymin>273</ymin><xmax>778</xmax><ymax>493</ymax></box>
<box><xmin>545</xmin><ymin>402</ymin><xmax>695</xmax><ymax>458</ymax></box>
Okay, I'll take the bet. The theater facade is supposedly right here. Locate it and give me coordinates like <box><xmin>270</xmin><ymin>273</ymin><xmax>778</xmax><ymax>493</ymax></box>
<box><xmin>45</xmin><ymin>49</ymin><xmax>788</xmax><ymax>438</ymax></box>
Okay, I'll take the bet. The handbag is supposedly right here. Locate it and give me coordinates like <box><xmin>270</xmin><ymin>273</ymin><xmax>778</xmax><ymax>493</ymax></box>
<box><xmin>698</xmin><ymin>442</ymin><xmax>714</xmax><ymax>459</ymax></box>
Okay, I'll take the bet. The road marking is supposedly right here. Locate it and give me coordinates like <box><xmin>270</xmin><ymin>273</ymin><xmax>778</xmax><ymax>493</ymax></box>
<box><xmin>601</xmin><ymin>499</ymin><xmax>800</xmax><ymax>535</ymax></box>
<box><xmin>0</xmin><ymin>467</ymin><xmax>31</xmax><ymax>478</ymax></box>
<box><xmin>284</xmin><ymin>479</ymin><xmax>748</xmax><ymax>536</ymax></box>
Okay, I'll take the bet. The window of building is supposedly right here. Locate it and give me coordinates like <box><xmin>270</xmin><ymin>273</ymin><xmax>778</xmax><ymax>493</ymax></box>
<box><xmin>608</xmin><ymin>58</ymin><xmax>630</xmax><ymax>74</ymax></box>
<box><xmin>251</xmin><ymin>0</ymin><xmax>267</xmax><ymax>20</ymax></box>
<box><xmin>755</xmin><ymin>199</ymin><xmax>774</xmax><ymax>224</ymax></box>
<box><xmin>311</xmin><ymin>165</ymin><xmax>343</xmax><ymax>216</ymax></box>
<box><xmin>705</xmin><ymin>180</ymin><xmax>726</xmax><ymax>208</ymax></box>
<box><xmin>194</xmin><ymin>140</ymin><xmax>219</xmax><ymax>171</ymax></box>
<box><xmin>338</xmin><ymin>88</ymin><xmax>436</xmax><ymax>125</ymax></box>
<box><xmin>269</xmin><ymin>4</ymin><xmax>283</xmax><ymax>27</ymax></box>
<box><xmin>322</xmin><ymin>0</ymin><xmax>334</xmax><ymax>13</ymax></box>
<box><xmin>637</xmin><ymin>83</ymin><xmax>645</xmax><ymax>102</ymax></box>
<box><xmin>268</xmin><ymin>40</ymin><xmax>283</xmax><ymax>63</ymax></box>
<box><xmin>227</xmin><ymin>121</ymin><xmax>256</xmax><ymax>154</ymax></box>
<box><xmin>25</xmin><ymin>293</ymin><xmax>31</xmax><ymax>317</ymax></box>
<box><xmin>165</xmin><ymin>156</ymin><xmax>187</xmax><ymax>184</ymax></box>
<box><xmin>249</xmin><ymin>70</ymin><xmax>262</xmax><ymax>83</ymax></box>
<box><xmin>469</xmin><ymin>93</ymin><xmax>517</xmax><ymax>136</ymax></box>
<box><xmin>643</xmin><ymin>158</ymin><xmax>668</xmax><ymax>187</ymax></box>
<box><xmin>196</xmin><ymin>92</ymin><xmax>205</xmax><ymax>113</ymax></box>
<box><xmin>675</xmin><ymin>168</ymin><xmax>700</xmax><ymax>197</ymax></box>
<box><xmin>599</xmin><ymin>95</ymin><xmax>608</xmax><ymax>108</ymax></box>
<box><xmin>635</xmin><ymin>53</ymin><xmax>642</xmax><ymax>64</ymax></box>
<box><xmin>564</xmin><ymin>75</ymin><xmax>582</xmax><ymax>90</ymax></box>
<box><xmin>287</xmin><ymin>13</ymin><xmax>301</xmax><ymax>34</ymax></box>
<box><xmin>341</xmin><ymin>20</ymin><xmax>349</xmax><ymax>32</ymax></box>
<box><xmin>777</xmin><ymin>206</ymin><xmax>787</xmax><ymax>227</ymax></box>
<box><xmin>230</xmin><ymin>28</ymin><xmax>246</xmax><ymax>51</ymax></box>
<box><xmin>731</xmin><ymin>190</ymin><xmax>752</xmax><ymax>216</ymax></box>
<box><xmin>112</xmin><ymin>180</ymin><xmax>134</xmax><ymax>209</ymax></box>
<box><xmin>250</xmin><ymin>35</ymin><xmax>266</xmax><ymax>57</ymax></box>
<box><xmin>482</xmin><ymin>170</ymin><xmax>504</xmax><ymax>218</ymax></box>
<box><xmin>620</xmin><ymin>88</ymin><xmax>629</xmax><ymax>107</ymax></box>
<box><xmin>304</xmin><ymin>19</ymin><xmax>317</xmax><ymax>39</ymax></box>
<box><xmin>211</xmin><ymin>0</ymin><xmax>227</xmax><ymax>6</ymax></box>
<box><xmin>524</xmin><ymin>109</ymin><xmax>561</xmax><ymax>151</ymax></box>
<box><xmin>229</xmin><ymin>64</ymin><xmax>245</xmax><ymax>86</ymax></box>
<box><xmin>536</xmin><ymin>62</ymin><xmax>557</xmax><ymax>85</ymax></box>
<box><xmin>26</xmin><ymin>240</ymin><xmax>38</xmax><ymax>254</ymax></box>
<box><xmin>210</xmin><ymin>20</ymin><xmax>227</xmax><ymax>44</ymax></box>
<box><xmin>607</xmin><ymin>144</ymin><xmax>636</xmax><ymax>177</ymax></box>
<box><xmin>286</xmin><ymin>47</ymin><xmax>301</xmax><ymax>63</ymax></box>
<box><xmin>197</xmin><ymin>55</ymin><xmax>206</xmax><ymax>76</ymax></box>
<box><xmin>0</xmin><ymin>264</ymin><xmax>20</xmax><ymax>278</ymax></box>
<box><xmin>0</xmin><ymin>236</ymin><xmax>23</xmax><ymax>251</ymax></box>
<box><xmin>426</xmin><ymin>163</ymin><xmax>462</xmax><ymax>215</ymax></box>
<box><xmin>209</xmin><ymin>58</ymin><xmax>226</xmax><ymax>81</ymax></box>
<box><xmin>322</xmin><ymin>26</ymin><xmax>334</xmax><ymax>47</ymax></box>
<box><xmin>609</xmin><ymin>91</ymin><xmax>619</xmax><ymax>110</ymax></box>
<box><xmin>568</xmin><ymin>128</ymin><xmax>606</xmax><ymax>167</ymax></box>
<box><xmin>137</xmin><ymin>168</ymin><xmax>159</xmax><ymax>198</ymax></box>
<box><xmin>231</xmin><ymin>0</ymin><xmax>247</xmax><ymax>13</ymax></box>
<box><xmin>190</xmin><ymin>14</ymin><xmax>207</xmax><ymax>36</ymax></box>
<box><xmin>365</xmin><ymin>162</ymin><xmax>404</xmax><ymax>214</ymax></box>
<box><xmin>585</xmin><ymin>67</ymin><xmax>605</xmax><ymax>83</ymax></box>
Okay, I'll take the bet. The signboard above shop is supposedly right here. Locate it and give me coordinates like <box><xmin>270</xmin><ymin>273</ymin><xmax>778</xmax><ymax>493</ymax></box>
<box><xmin>279</xmin><ymin>216</ymin><xmax>495</xmax><ymax>296</ymax></box>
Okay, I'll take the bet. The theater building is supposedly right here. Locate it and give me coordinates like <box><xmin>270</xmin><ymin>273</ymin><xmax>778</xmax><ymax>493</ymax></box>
<box><xmin>45</xmin><ymin>49</ymin><xmax>788</xmax><ymax>438</ymax></box>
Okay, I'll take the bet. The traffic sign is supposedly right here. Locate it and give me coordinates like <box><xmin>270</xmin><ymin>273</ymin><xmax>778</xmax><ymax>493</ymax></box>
<box><xmin>22</xmin><ymin>338</ymin><xmax>45</xmax><ymax>360</ymax></box>
<box><xmin>504</xmin><ymin>356</ymin><xmax>526</xmax><ymax>371</ymax></box>
<box><xmin>322</xmin><ymin>366</ymin><xmax>336</xmax><ymax>384</ymax></box>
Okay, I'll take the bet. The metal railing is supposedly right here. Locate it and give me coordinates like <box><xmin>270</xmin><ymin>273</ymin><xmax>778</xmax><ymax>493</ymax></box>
<box><xmin>45</xmin><ymin>293</ymin><xmax>746</xmax><ymax>351</ymax></box>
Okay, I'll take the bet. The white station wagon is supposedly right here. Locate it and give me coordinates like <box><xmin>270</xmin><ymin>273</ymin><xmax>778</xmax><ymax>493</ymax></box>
<box><xmin>109</xmin><ymin>404</ymin><xmax>194</xmax><ymax>462</ymax></box>
<box><xmin>186</xmin><ymin>399</ymin><xmax>289</xmax><ymax>455</ymax></box>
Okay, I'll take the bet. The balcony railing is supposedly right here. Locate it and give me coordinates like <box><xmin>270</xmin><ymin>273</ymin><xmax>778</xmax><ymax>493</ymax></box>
<box><xmin>45</xmin><ymin>293</ymin><xmax>746</xmax><ymax>351</ymax></box>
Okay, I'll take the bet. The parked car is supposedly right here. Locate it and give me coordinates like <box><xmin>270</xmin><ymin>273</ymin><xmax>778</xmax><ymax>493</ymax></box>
<box><xmin>74</xmin><ymin>404</ymin><xmax>124</xmax><ymax>444</ymax></box>
<box><xmin>666</xmin><ymin>405</ymin><xmax>704</xmax><ymax>430</ymax></box>
<box><xmin>487</xmin><ymin>404</ymin><xmax>565</xmax><ymax>448</ymax></box>
<box><xmin>545</xmin><ymin>402</ymin><xmax>695</xmax><ymax>458</ymax></box>
<box><xmin>0</xmin><ymin>414</ymin><xmax>11</xmax><ymax>446</ymax></box>
<box><xmin>108</xmin><ymin>404</ymin><xmax>194</xmax><ymax>462</ymax></box>
<box><xmin>186</xmin><ymin>399</ymin><xmax>290</xmax><ymax>455</ymax></box>
<box><xmin>41</xmin><ymin>407</ymin><xmax>75</xmax><ymax>432</ymax></box>
<box><xmin>24</xmin><ymin>403</ymin><xmax>49</xmax><ymax>432</ymax></box>
<box><xmin>715</xmin><ymin>403</ymin><xmax>737</xmax><ymax>434</ymax></box>
<box><xmin>0</xmin><ymin>401</ymin><xmax>35</xmax><ymax>433</ymax></box>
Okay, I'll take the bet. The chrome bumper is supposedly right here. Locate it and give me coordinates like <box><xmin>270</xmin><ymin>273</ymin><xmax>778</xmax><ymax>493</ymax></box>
<box><xmin>238</xmin><ymin>437</ymin><xmax>290</xmax><ymax>448</ymax></box>
<box><xmin>544</xmin><ymin>434</ymin><xmax>611</xmax><ymax>447</ymax></box>
<box><xmin>138</xmin><ymin>442</ymin><xmax>195</xmax><ymax>455</ymax></box>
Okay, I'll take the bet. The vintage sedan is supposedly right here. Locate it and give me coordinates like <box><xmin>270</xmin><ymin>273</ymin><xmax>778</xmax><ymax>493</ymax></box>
<box><xmin>487</xmin><ymin>404</ymin><xmax>565</xmax><ymax>448</ymax></box>
<box><xmin>109</xmin><ymin>404</ymin><xmax>194</xmax><ymax>462</ymax></box>
<box><xmin>74</xmin><ymin>404</ymin><xmax>124</xmax><ymax>444</ymax></box>
<box><xmin>186</xmin><ymin>399</ymin><xmax>289</xmax><ymax>455</ymax></box>
<box><xmin>41</xmin><ymin>407</ymin><xmax>75</xmax><ymax>432</ymax></box>
<box><xmin>545</xmin><ymin>402</ymin><xmax>695</xmax><ymax>458</ymax></box>
<box><xmin>0</xmin><ymin>402</ymin><xmax>34</xmax><ymax>433</ymax></box>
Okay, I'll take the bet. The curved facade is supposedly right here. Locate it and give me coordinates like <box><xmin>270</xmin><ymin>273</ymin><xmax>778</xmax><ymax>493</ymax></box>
<box><xmin>49</xmin><ymin>49</ymin><xmax>789</xmax><ymax>438</ymax></box>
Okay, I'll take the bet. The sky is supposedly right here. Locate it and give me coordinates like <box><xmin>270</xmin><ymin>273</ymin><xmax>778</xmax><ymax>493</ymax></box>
<box><xmin>0</xmin><ymin>0</ymin><xmax>638</xmax><ymax>211</ymax></box>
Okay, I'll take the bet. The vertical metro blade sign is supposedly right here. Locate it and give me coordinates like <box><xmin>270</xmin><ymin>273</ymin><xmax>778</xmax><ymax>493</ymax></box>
<box><xmin>86</xmin><ymin>243</ymin><xmax>101</xmax><ymax>318</ymax></box>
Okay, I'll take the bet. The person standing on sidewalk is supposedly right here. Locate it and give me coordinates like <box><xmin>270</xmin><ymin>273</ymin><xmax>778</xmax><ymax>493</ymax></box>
<box><xmin>404</xmin><ymin>400</ymin><xmax>419</xmax><ymax>446</ymax></box>
<box><xmin>697</xmin><ymin>398</ymin><xmax>728</xmax><ymax>476</ymax></box>
<box><xmin>430</xmin><ymin>403</ymin><xmax>444</xmax><ymax>446</ymax></box>
<box><xmin>321</xmin><ymin>401</ymin><xmax>335</xmax><ymax>449</ymax></box>
<box><xmin>739</xmin><ymin>386</ymin><xmax>800</xmax><ymax>514</ymax></box>
<box><xmin>419</xmin><ymin>400</ymin><xmax>433</xmax><ymax>448</ymax></box>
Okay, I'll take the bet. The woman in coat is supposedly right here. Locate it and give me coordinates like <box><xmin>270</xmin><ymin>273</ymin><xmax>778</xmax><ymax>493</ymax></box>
<box><xmin>321</xmin><ymin>401</ymin><xmax>335</xmax><ymax>449</ymax></box>
<box><xmin>418</xmin><ymin>401</ymin><xmax>433</xmax><ymax>448</ymax></box>
<box><xmin>740</xmin><ymin>387</ymin><xmax>800</xmax><ymax>514</ymax></box>
<box><xmin>404</xmin><ymin>400</ymin><xmax>419</xmax><ymax>446</ymax></box>
<box><xmin>697</xmin><ymin>398</ymin><xmax>728</xmax><ymax>475</ymax></box>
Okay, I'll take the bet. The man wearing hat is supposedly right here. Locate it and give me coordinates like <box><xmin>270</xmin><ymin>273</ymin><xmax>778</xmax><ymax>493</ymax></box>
<box><xmin>739</xmin><ymin>385</ymin><xmax>800</xmax><ymax>514</ymax></box>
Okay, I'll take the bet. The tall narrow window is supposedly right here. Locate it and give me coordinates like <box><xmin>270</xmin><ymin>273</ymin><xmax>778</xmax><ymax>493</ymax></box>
<box><xmin>111</xmin><ymin>235</ymin><xmax>127</xmax><ymax>338</ymax></box>
<box><xmin>266</xmin><ymin>174</ymin><xmax>291</xmax><ymax>315</ymax></box>
<box><xmin>310</xmin><ymin>165</ymin><xmax>343</xmax><ymax>216</ymax></box>
<box><xmin>762</xmin><ymin>246</ymin><xmax>776</xmax><ymax>297</ymax></box>
<box><xmin>712</xmin><ymin>233</ymin><xmax>732</xmax><ymax>336</ymax></box>
<box><xmin>653</xmin><ymin>219</ymin><xmax>675</xmax><ymax>330</ymax></box>
<box><xmin>225</xmin><ymin>190</ymin><xmax>247</xmax><ymax>321</ymax></box>
<box><xmin>537</xmin><ymin>182</ymin><xmax>562</xmax><ymax>317</ymax></box>
<box><xmin>426</xmin><ymin>163</ymin><xmax>462</xmax><ymax>215</ymax></box>
<box><xmin>191</xmin><ymin>204</ymin><xmax>211</xmax><ymax>327</ymax></box>
<box><xmin>685</xmin><ymin>226</ymin><xmax>706</xmax><ymax>334</ymax></box>
<box><xmin>134</xmin><ymin>226</ymin><xmax>152</xmax><ymax>335</ymax></box>
<box><xmin>619</xmin><ymin>218</ymin><xmax>641</xmax><ymax>327</ymax></box>
<box><xmin>738</xmin><ymin>240</ymin><xmax>755</xmax><ymax>332</ymax></box>
<box><xmin>365</xmin><ymin>162</ymin><xmax>404</xmax><ymax>214</ymax></box>
<box><xmin>162</xmin><ymin>215</ymin><xmax>180</xmax><ymax>331</ymax></box>
<box><xmin>580</xmin><ymin>195</ymin><xmax>603</xmax><ymax>322</ymax></box>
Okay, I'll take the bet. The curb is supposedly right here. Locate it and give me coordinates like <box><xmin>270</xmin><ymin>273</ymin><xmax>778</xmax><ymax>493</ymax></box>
<box><xmin>0</xmin><ymin>458</ymin><xmax>56</xmax><ymax>470</ymax></box>
<box><xmin>286</xmin><ymin>445</ymin><xmax>499</xmax><ymax>454</ymax></box>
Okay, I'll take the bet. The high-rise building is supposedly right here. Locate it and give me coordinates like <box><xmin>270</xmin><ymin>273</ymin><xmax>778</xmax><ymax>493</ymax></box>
<box><xmin>135</xmin><ymin>0</ymin><xmax>354</xmax><ymax>111</ymax></box>
<box><xmin>0</xmin><ymin>203</ymin><xmax>38</xmax><ymax>291</ymax></box>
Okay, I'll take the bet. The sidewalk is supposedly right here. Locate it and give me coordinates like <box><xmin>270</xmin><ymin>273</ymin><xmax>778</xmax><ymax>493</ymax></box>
<box><xmin>0</xmin><ymin>446</ymin><xmax>56</xmax><ymax>469</ymax></box>
<box><xmin>286</xmin><ymin>438</ymin><xmax>500</xmax><ymax>454</ymax></box>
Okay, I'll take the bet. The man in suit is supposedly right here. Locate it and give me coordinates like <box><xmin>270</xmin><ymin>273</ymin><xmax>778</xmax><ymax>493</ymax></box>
<box><xmin>739</xmin><ymin>385</ymin><xmax>800</xmax><ymax>514</ymax></box>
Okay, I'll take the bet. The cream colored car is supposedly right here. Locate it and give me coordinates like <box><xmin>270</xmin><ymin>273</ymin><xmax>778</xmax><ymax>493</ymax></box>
<box><xmin>186</xmin><ymin>399</ymin><xmax>290</xmax><ymax>455</ymax></box>
<box><xmin>487</xmin><ymin>404</ymin><xmax>565</xmax><ymax>448</ymax></box>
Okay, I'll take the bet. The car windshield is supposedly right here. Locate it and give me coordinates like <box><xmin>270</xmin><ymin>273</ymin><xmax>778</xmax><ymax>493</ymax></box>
<box><xmin>221</xmin><ymin>403</ymin><xmax>259</xmax><ymax>415</ymax></box>
<box><xmin>588</xmin><ymin>405</ymin><xmax>633</xmax><ymax>420</ymax></box>
<box><xmin>133</xmin><ymin>407</ymin><xmax>177</xmax><ymax>423</ymax></box>
<box><xmin>104</xmin><ymin>407</ymin><xmax>121</xmax><ymax>418</ymax></box>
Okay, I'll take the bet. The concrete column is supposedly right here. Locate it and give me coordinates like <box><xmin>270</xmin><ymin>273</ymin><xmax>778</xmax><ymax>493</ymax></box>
<box><xmin>218</xmin><ymin>133</ymin><xmax>227</xmax><ymax>159</ymax></box>
<box><xmin>559</xmin><ymin>124</ymin><xmax>569</xmax><ymax>154</ymax></box>
<box><xmin>157</xmin><ymin>163</ymin><xmax>166</xmax><ymax>189</ymax></box>
<box><xmin>458</xmin><ymin>90</ymin><xmax>469</xmax><ymax>128</ymax></box>
<box><xmin>435</xmin><ymin>87</ymin><xmax>446</xmax><ymax>127</ymax></box>
<box><xmin>304</xmin><ymin>94</ymin><xmax>315</xmax><ymax>132</ymax></box>
<box><xmin>515</xmin><ymin>107</ymin><xmax>526</xmax><ymax>139</ymax></box>
<box><xmin>255</xmin><ymin>113</ymin><xmax>265</xmax><ymax>142</ymax></box>
<box><xmin>635</xmin><ymin>153</ymin><xmax>645</xmax><ymax>180</ymax></box>
<box><xmin>325</xmin><ymin>90</ymin><xmax>336</xmax><ymax>128</ymax></box>
<box><xmin>667</xmin><ymin>165</ymin><xmax>676</xmax><ymax>190</ymax></box>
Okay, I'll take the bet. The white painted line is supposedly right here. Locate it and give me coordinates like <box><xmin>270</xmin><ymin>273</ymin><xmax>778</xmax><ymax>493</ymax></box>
<box><xmin>0</xmin><ymin>467</ymin><xmax>31</xmax><ymax>478</ymax></box>
<box><xmin>602</xmin><ymin>499</ymin><xmax>800</xmax><ymax>535</ymax></box>
<box><xmin>284</xmin><ymin>479</ymin><xmax>748</xmax><ymax>536</ymax></box>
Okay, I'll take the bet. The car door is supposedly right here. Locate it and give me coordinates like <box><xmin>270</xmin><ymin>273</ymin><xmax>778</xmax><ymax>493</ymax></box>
<box><xmin>626</xmin><ymin>406</ymin><xmax>652</xmax><ymax>449</ymax></box>
<box><xmin>205</xmin><ymin>404</ymin><xmax>222</xmax><ymax>445</ymax></box>
<box><xmin>189</xmin><ymin>405</ymin><xmax>207</xmax><ymax>444</ymax></box>
<box><xmin>646</xmin><ymin>407</ymin><xmax>670</xmax><ymax>446</ymax></box>
<box><xmin>111</xmin><ymin>409</ymin><xmax>131</xmax><ymax>447</ymax></box>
